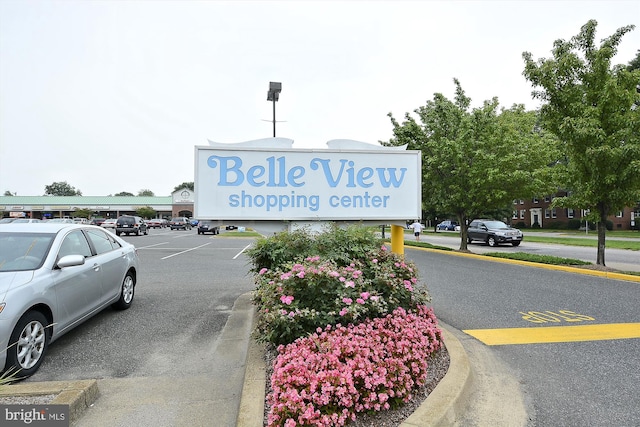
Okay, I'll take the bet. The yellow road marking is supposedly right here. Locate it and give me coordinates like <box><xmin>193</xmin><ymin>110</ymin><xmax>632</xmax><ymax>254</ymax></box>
<box><xmin>463</xmin><ymin>323</ymin><xmax>640</xmax><ymax>345</ymax></box>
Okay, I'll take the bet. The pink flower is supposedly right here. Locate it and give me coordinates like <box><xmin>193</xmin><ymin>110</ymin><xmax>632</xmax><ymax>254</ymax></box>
<box><xmin>280</xmin><ymin>295</ymin><xmax>294</xmax><ymax>305</ymax></box>
<box><xmin>360</xmin><ymin>292</ymin><xmax>370</xmax><ymax>300</ymax></box>
<box><xmin>345</xmin><ymin>280</ymin><xmax>355</xmax><ymax>288</ymax></box>
<box><xmin>259</xmin><ymin>268</ymin><xmax>269</xmax><ymax>275</ymax></box>
<box><xmin>356</xmin><ymin>298</ymin><xmax>365</xmax><ymax>305</ymax></box>
<box><xmin>339</xmin><ymin>309</ymin><xmax>348</xmax><ymax>316</ymax></box>
<box><xmin>372</xmin><ymin>259</ymin><xmax>378</xmax><ymax>264</ymax></box>
<box><xmin>342</xmin><ymin>297</ymin><xmax>353</xmax><ymax>305</ymax></box>
<box><xmin>296</xmin><ymin>271</ymin><xmax>306</xmax><ymax>278</ymax></box>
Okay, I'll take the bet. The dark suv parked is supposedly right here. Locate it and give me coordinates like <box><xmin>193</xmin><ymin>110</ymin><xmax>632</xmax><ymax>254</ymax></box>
<box><xmin>467</xmin><ymin>219</ymin><xmax>523</xmax><ymax>247</ymax></box>
<box><xmin>197</xmin><ymin>220</ymin><xmax>219</xmax><ymax>235</ymax></box>
<box><xmin>115</xmin><ymin>215</ymin><xmax>148</xmax><ymax>236</ymax></box>
<box><xmin>169</xmin><ymin>217</ymin><xmax>191</xmax><ymax>230</ymax></box>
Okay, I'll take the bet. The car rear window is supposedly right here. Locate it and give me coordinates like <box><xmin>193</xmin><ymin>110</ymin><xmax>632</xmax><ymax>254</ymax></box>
<box><xmin>118</xmin><ymin>217</ymin><xmax>135</xmax><ymax>225</ymax></box>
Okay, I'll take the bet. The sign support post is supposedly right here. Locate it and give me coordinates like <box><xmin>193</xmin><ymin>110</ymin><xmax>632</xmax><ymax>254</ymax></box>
<box><xmin>391</xmin><ymin>225</ymin><xmax>405</xmax><ymax>256</ymax></box>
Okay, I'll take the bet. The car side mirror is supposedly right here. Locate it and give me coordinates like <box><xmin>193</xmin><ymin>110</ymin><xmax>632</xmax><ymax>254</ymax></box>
<box><xmin>57</xmin><ymin>255</ymin><xmax>85</xmax><ymax>269</ymax></box>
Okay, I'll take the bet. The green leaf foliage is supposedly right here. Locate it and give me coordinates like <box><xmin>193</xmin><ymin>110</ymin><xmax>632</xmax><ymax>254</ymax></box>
<box><xmin>522</xmin><ymin>20</ymin><xmax>640</xmax><ymax>264</ymax></box>
<box><xmin>383</xmin><ymin>79</ymin><xmax>561</xmax><ymax>250</ymax></box>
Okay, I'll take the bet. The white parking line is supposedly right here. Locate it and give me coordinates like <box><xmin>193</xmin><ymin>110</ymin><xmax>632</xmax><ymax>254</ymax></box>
<box><xmin>161</xmin><ymin>242</ymin><xmax>212</xmax><ymax>260</ymax></box>
<box><xmin>137</xmin><ymin>242</ymin><xmax>169</xmax><ymax>249</ymax></box>
<box><xmin>233</xmin><ymin>244</ymin><xmax>253</xmax><ymax>260</ymax></box>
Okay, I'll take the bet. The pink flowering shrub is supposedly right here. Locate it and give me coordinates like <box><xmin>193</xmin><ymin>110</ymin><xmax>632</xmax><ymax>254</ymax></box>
<box><xmin>267</xmin><ymin>306</ymin><xmax>442</xmax><ymax>427</ymax></box>
<box><xmin>247</xmin><ymin>226</ymin><xmax>443</xmax><ymax>425</ymax></box>
<box><xmin>252</xmin><ymin>247</ymin><xmax>430</xmax><ymax>346</ymax></box>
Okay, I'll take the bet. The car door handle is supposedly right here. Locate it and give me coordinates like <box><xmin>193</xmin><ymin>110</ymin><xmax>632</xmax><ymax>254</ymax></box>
<box><xmin>92</xmin><ymin>264</ymin><xmax>100</xmax><ymax>272</ymax></box>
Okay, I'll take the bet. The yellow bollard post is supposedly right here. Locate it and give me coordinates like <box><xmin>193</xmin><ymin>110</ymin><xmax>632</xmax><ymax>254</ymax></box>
<box><xmin>390</xmin><ymin>224</ymin><xmax>405</xmax><ymax>256</ymax></box>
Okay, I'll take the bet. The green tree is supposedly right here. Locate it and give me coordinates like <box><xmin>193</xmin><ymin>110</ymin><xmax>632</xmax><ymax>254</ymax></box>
<box><xmin>138</xmin><ymin>189</ymin><xmax>155</xmax><ymax>197</ymax></box>
<box><xmin>3</xmin><ymin>191</ymin><xmax>16</xmax><ymax>196</ymax></box>
<box><xmin>383</xmin><ymin>79</ymin><xmax>560</xmax><ymax>250</ymax></box>
<box><xmin>73</xmin><ymin>208</ymin><xmax>93</xmax><ymax>218</ymax></box>
<box><xmin>523</xmin><ymin>20</ymin><xmax>640</xmax><ymax>265</ymax></box>
<box><xmin>136</xmin><ymin>206</ymin><xmax>156</xmax><ymax>219</ymax></box>
<box><xmin>627</xmin><ymin>49</ymin><xmax>640</xmax><ymax>71</ymax></box>
<box><xmin>114</xmin><ymin>192</ymin><xmax>134</xmax><ymax>197</ymax></box>
<box><xmin>44</xmin><ymin>181</ymin><xmax>82</xmax><ymax>196</ymax></box>
<box><xmin>173</xmin><ymin>182</ymin><xmax>194</xmax><ymax>192</ymax></box>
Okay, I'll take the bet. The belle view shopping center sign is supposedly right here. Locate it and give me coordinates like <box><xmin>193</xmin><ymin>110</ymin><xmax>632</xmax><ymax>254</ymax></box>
<box><xmin>194</xmin><ymin>138</ymin><xmax>421</xmax><ymax>228</ymax></box>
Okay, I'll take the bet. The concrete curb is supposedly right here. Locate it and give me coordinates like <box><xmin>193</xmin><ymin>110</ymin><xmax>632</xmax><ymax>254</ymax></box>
<box><xmin>400</xmin><ymin>323</ymin><xmax>472</xmax><ymax>427</ymax></box>
<box><xmin>0</xmin><ymin>379</ymin><xmax>99</xmax><ymax>423</ymax></box>
<box><xmin>237</xmin><ymin>319</ymin><xmax>472</xmax><ymax>427</ymax></box>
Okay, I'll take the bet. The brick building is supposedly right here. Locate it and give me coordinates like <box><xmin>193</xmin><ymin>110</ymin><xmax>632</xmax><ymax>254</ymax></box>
<box><xmin>512</xmin><ymin>193</ymin><xmax>639</xmax><ymax>230</ymax></box>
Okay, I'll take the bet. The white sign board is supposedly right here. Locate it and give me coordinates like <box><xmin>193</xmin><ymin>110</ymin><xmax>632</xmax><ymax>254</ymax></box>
<box><xmin>194</xmin><ymin>142</ymin><xmax>421</xmax><ymax>221</ymax></box>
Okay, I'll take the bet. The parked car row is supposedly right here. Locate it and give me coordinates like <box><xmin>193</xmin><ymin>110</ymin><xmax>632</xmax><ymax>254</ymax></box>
<box><xmin>2</xmin><ymin>217</ymin><xmax>227</xmax><ymax>237</ymax></box>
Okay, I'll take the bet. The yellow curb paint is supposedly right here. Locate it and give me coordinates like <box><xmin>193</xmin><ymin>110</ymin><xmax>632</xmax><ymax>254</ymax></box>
<box><xmin>463</xmin><ymin>323</ymin><xmax>640</xmax><ymax>345</ymax></box>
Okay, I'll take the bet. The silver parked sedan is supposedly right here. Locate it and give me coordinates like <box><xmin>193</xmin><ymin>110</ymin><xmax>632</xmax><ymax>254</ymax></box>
<box><xmin>0</xmin><ymin>223</ymin><xmax>140</xmax><ymax>378</ymax></box>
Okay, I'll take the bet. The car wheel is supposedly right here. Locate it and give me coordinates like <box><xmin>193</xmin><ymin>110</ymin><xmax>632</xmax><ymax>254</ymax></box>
<box><xmin>467</xmin><ymin>237</ymin><xmax>472</xmax><ymax>244</ymax></box>
<box><xmin>512</xmin><ymin>241</ymin><xmax>521</xmax><ymax>247</ymax></box>
<box><xmin>112</xmin><ymin>272</ymin><xmax>135</xmax><ymax>310</ymax></box>
<box><xmin>116</xmin><ymin>231</ymin><xmax>121</xmax><ymax>236</ymax></box>
<box><xmin>487</xmin><ymin>236</ymin><xmax>497</xmax><ymax>247</ymax></box>
<box><xmin>5</xmin><ymin>311</ymin><xmax>50</xmax><ymax>378</ymax></box>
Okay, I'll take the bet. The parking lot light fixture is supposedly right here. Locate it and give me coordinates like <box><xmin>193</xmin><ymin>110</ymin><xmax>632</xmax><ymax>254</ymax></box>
<box><xmin>267</xmin><ymin>82</ymin><xmax>282</xmax><ymax>137</ymax></box>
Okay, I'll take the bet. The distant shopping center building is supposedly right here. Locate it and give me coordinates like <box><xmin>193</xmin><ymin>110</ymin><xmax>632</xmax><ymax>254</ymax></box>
<box><xmin>0</xmin><ymin>188</ymin><xmax>195</xmax><ymax>220</ymax></box>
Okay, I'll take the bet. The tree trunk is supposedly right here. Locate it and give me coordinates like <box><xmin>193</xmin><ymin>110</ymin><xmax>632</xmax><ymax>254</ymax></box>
<box><xmin>596</xmin><ymin>212</ymin><xmax>607</xmax><ymax>266</ymax></box>
<box><xmin>458</xmin><ymin>214</ymin><xmax>468</xmax><ymax>251</ymax></box>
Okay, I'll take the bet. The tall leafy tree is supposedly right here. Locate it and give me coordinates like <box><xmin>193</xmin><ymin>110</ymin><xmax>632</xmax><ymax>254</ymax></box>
<box><xmin>114</xmin><ymin>192</ymin><xmax>134</xmax><ymax>197</ymax></box>
<box><xmin>138</xmin><ymin>189</ymin><xmax>155</xmax><ymax>197</ymax></box>
<box><xmin>384</xmin><ymin>79</ymin><xmax>560</xmax><ymax>250</ymax></box>
<box><xmin>523</xmin><ymin>20</ymin><xmax>640</xmax><ymax>265</ymax></box>
<box><xmin>173</xmin><ymin>182</ymin><xmax>194</xmax><ymax>192</ymax></box>
<box><xmin>44</xmin><ymin>181</ymin><xmax>82</xmax><ymax>196</ymax></box>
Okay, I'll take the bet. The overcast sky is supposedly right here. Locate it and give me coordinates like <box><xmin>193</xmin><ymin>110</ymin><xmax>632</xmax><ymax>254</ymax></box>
<box><xmin>1</xmin><ymin>1</ymin><xmax>638</xmax><ymax>197</ymax></box>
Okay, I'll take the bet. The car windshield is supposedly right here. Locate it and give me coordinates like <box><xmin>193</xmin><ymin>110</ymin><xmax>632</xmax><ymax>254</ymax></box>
<box><xmin>0</xmin><ymin>233</ymin><xmax>55</xmax><ymax>272</ymax></box>
<box><xmin>485</xmin><ymin>221</ymin><xmax>508</xmax><ymax>229</ymax></box>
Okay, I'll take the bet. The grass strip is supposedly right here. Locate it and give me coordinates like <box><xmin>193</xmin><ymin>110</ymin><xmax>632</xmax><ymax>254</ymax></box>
<box><xmin>483</xmin><ymin>252</ymin><xmax>591</xmax><ymax>266</ymax></box>
<box><xmin>523</xmin><ymin>235</ymin><xmax>640</xmax><ymax>251</ymax></box>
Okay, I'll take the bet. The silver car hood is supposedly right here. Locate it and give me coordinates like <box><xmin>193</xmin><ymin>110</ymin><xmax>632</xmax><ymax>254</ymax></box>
<box><xmin>0</xmin><ymin>270</ymin><xmax>35</xmax><ymax>299</ymax></box>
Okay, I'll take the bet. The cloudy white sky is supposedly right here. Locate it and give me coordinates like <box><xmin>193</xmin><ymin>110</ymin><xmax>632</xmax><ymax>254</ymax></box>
<box><xmin>1</xmin><ymin>1</ymin><xmax>638</xmax><ymax>197</ymax></box>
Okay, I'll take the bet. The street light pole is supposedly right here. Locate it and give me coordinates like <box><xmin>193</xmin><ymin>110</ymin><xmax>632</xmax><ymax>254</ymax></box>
<box><xmin>267</xmin><ymin>82</ymin><xmax>282</xmax><ymax>137</ymax></box>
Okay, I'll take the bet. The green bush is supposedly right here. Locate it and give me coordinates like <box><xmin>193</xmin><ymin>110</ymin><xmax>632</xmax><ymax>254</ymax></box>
<box><xmin>545</xmin><ymin>221</ymin><xmax>565</xmax><ymax>229</ymax></box>
<box><xmin>514</xmin><ymin>221</ymin><xmax>527</xmax><ymax>229</ymax></box>
<box><xmin>567</xmin><ymin>219</ymin><xmax>582</xmax><ymax>230</ymax></box>
<box><xmin>248</xmin><ymin>225</ymin><xmax>431</xmax><ymax>346</ymax></box>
